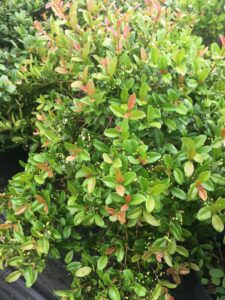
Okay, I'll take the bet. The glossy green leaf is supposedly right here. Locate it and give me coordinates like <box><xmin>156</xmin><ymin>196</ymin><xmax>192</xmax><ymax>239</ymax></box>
<box><xmin>151</xmin><ymin>283</ymin><xmax>163</xmax><ymax>300</ymax></box>
<box><xmin>171</xmin><ymin>187</ymin><xmax>186</xmax><ymax>200</ymax></box>
<box><xmin>171</xmin><ymin>222</ymin><xmax>183</xmax><ymax>241</ymax></box>
<box><xmin>211</xmin><ymin>174</ymin><xmax>225</xmax><ymax>186</ymax></box>
<box><xmin>148</xmin><ymin>152</ymin><xmax>161</xmax><ymax>163</ymax></box>
<box><xmin>102</xmin><ymin>176</ymin><xmax>117</xmax><ymax>188</ymax></box>
<box><xmin>130</xmin><ymin>194</ymin><xmax>146</xmax><ymax>205</ymax></box>
<box><xmin>184</xmin><ymin>161</ymin><xmax>194</xmax><ymax>177</ymax></box>
<box><xmin>109</xmin><ymin>286</ymin><xmax>121</xmax><ymax>300</ymax></box>
<box><xmin>123</xmin><ymin>139</ymin><xmax>138</xmax><ymax>153</ymax></box>
<box><xmin>197</xmin><ymin>171</ymin><xmax>211</xmax><ymax>182</ymax></box>
<box><xmin>93</xmin><ymin>140</ymin><xmax>110</xmax><ymax>152</ymax></box>
<box><xmin>209</xmin><ymin>268</ymin><xmax>225</xmax><ymax>278</ymax></box>
<box><xmin>24</xmin><ymin>266</ymin><xmax>37</xmax><ymax>287</ymax></box>
<box><xmin>123</xmin><ymin>269</ymin><xmax>134</xmax><ymax>283</ymax></box>
<box><xmin>97</xmin><ymin>255</ymin><xmax>108</xmax><ymax>270</ymax></box>
<box><xmin>197</xmin><ymin>206</ymin><xmax>212</xmax><ymax>221</ymax></box>
<box><xmin>95</xmin><ymin>215</ymin><xmax>105</xmax><ymax>227</ymax></box>
<box><xmin>110</xmin><ymin>105</ymin><xmax>125</xmax><ymax>118</ymax></box>
<box><xmin>212</xmin><ymin>214</ymin><xmax>224</xmax><ymax>232</ymax></box>
<box><xmin>173</xmin><ymin>168</ymin><xmax>184</xmax><ymax>185</ymax></box>
<box><xmin>143</xmin><ymin>211</ymin><xmax>160</xmax><ymax>226</ymax></box>
<box><xmin>158</xmin><ymin>55</ymin><xmax>168</xmax><ymax>70</ymax></box>
<box><xmin>159</xmin><ymin>280</ymin><xmax>177</xmax><ymax>289</ymax></box>
<box><xmin>104</xmin><ymin>128</ymin><xmax>120</xmax><ymax>137</ymax></box>
<box><xmin>124</xmin><ymin>172</ymin><xmax>136</xmax><ymax>186</ymax></box>
<box><xmin>86</xmin><ymin>177</ymin><xmax>96</xmax><ymax>193</ymax></box>
<box><xmin>129</xmin><ymin>110</ymin><xmax>146</xmax><ymax>120</ymax></box>
<box><xmin>65</xmin><ymin>251</ymin><xmax>74</xmax><ymax>264</ymax></box>
<box><xmin>107</xmin><ymin>56</ymin><xmax>117</xmax><ymax>77</ymax></box>
<box><xmin>75</xmin><ymin>266</ymin><xmax>92</xmax><ymax>277</ymax></box>
<box><xmin>176</xmin><ymin>245</ymin><xmax>189</xmax><ymax>257</ymax></box>
<box><xmin>5</xmin><ymin>270</ymin><xmax>22</xmax><ymax>283</ymax></box>
<box><xmin>145</xmin><ymin>195</ymin><xmax>155</xmax><ymax>213</ymax></box>
<box><xmin>133</xmin><ymin>283</ymin><xmax>147</xmax><ymax>297</ymax></box>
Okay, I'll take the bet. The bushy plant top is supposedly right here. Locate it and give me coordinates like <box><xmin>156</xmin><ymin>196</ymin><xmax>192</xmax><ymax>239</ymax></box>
<box><xmin>0</xmin><ymin>1</ymin><xmax>225</xmax><ymax>299</ymax></box>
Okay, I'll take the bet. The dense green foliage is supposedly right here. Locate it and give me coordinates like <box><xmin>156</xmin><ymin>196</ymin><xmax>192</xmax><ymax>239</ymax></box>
<box><xmin>0</xmin><ymin>1</ymin><xmax>225</xmax><ymax>299</ymax></box>
<box><xmin>0</xmin><ymin>0</ymin><xmax>46</xmax><ymax>150</ymax></box>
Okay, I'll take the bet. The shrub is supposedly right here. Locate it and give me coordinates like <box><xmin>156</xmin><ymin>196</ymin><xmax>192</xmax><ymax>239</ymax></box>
<box><xmin>0</xmin><ymin>1</ymin><xmax>225</xmax><ymax>299</ymax></box>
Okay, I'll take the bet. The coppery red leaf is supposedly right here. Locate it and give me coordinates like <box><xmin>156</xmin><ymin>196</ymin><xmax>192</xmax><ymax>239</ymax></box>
<box><xmin>128</xmin><ymin>94</ymin><xmax>136</xmax><ymax>110</ymax></box>
<box><xmin>15</xmin><ymin>205</ymin><xmax>27</xmax><ymax>216</ymax></box>
<box><xmin>179</xmin><ymin>266</ymin><xmax>190</xmax><ymax>275</ymax></box>
<box><xmin>195</xmin><ymin>180</ymin><xmax>202</xmax><ymax>189</ymax></box>
<box><xmin>107</xmin><ymin>27</ymin><xmax>118</xmax><ymax>39</ymax></box>
<box><xmin>66</xmin><ymin>155</ymin><xmax>76</xmax><ymax>162</ymax></box>
<box><xmin>146</xmin><ymin>0</ymin><xmax>161</xmax><ymax>15</ymax></box>
<box><xmin>138</xmin><ymin>157</ymin><xmax>147</xmax><ymax>165</ymax></box>
<box><xmin>116</xmin><ymin>185</ymin><xmax>125</xmax><ymax>197</ymax></box>
<box><xmin>198</xmin><ymin>47</ymin><xmax>208</xmax><ymax>57</ymax></box>
<box><xmin>105</xmin><ymin>246</ymin><xmax>116</xmax><ymax>255</ymax></box>
<box><xmin>115</xmin><ymin>169</ymin><xmax>124</xmax><ymax>183</ymax></box>
<box><xmin>120</xmin><ymin>203</ymin><xmax>129</xmax><ymax>212</ymax></box>
<box><xmin>73</xmin><ymin>42</ymin><xmax>81</xmax><ymax>51</ymax></box>
<box><xmin>46</xmin><ymin>2</ymin><xmax>52</xmax><ymax>9</ymax></box>
<box><xmin>36</xmin><ymin>114</ymin><xmax>45</xmax><ymax>121</ymax></box>
<box><xmin>86</xmin><ymin>80</ymin><xmax>96</xmax><ymax>97</ymax></box>
<box><xmin>36</xmin><ymin>162</ymin><xmax>49</xmax><ymax>171</ymax></box>
<box><xmin>101</xmin><ymin>57</ymin><xmax>109</xmax><ymax>67</ymax></box>
<box><xmin>219</xmin><ymin>35</ymin><xmax>225</xmax><ymax>47</ymax></box>
<box><xmin>105</xmin><ymin>206</ymin><xmax>116</xmax><ymax>216</ymax></box>
<box><xmin>125</xmin><ymin>195</ymin><xmax>131</xmax><ymax>203</ymax></box>
<box><xmin>198</xmin><ymin>187</ymin><xmax>207</xmax><ymax>201</ymax></box>
<box><xmin>33</xmin><ymin>21</ymin><xmax>43</xmax><ymax>32</ymax></box>
<box><xmin>116</xmin><ymin>40</ymin><xmax>123</xmax><ymax>53</ymax></box>
<box><xmin>123</xmin><ymin>23</ymin><xmax>130</xmax><ymax>39</ymax></box>
<box><xmin>47</xmin><ymin>169</ymin><xmax>54</xmax><ymax>178</ymax></box>
<box><xmin>117</xmin><ymin>211</ymin><xmax>126</xmax><ymax>224</ymax></box>
<box><xmin>116</xmin><ymin>19</ymin><xmax>123</xmax><ymax>28</ymax></box>
<box><xmin>80</xmin><ymin>85</ymin><xmax>88</xmax><ymax>93</ymax></box>
<box><xmin>156</xmin><ymin>252</ymin><xmax>164</xmax><ymax>263</ymax></box>
<box><xmin>220</xmin><ymin>127</ymin><xmax>225</xmax><ymax>139</ymax></box>
<box><xmin>105</xmin><ymin>17</ymin><xmax>110</xmax><ymax>27</ymax></box>
<box><xmin>35</xmin><ymin>195</ymin><xmax>49</xmax><ymax>214</ymax></box>
<box><xmin>0</xmin><ymin>223</ymin><xmax>12</xmax><ymax>230</ymax></box>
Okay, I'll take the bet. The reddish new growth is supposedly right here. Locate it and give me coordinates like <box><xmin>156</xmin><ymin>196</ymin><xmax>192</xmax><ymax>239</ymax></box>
<box><xmin>219</xmin><ymin>35</ymin><xmax>225</xmax><ymax>47</ymax></box>
<box><xmin>105</xmin><ymin>194</ymin><xmax>131</xmax><ymax>225</ymax></box>
<box><xmin>195</xmin><ymin>181</ymin><xmax>207</xmax><ymax>201</ymax></box>
<box><xmin>127</xmin><ymin>94</ymin><xmax>136</xmax><ymax>110</ymax></box>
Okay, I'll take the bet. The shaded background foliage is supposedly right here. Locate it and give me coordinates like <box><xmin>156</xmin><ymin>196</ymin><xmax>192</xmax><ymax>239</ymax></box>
<box><xmin>176</xmin><ymin>0</ymin><xmax>225</xmax><ymax>45</ymax></box>
<box><xmin>0</xmin><ymin>0</ymin><xmax>48</xmax><ymax>151</ymax></box>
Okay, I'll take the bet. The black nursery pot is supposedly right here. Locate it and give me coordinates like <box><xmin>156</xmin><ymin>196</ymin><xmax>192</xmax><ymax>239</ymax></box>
<box><xmin>171</xmin><ymin>271</ymin><xmax>212</xmax><ymax>300</ymax></box>
<box><xmin>0</xmin><ymin>146</ymin><xmax>28</xmax><ymax>191</ymax></box>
